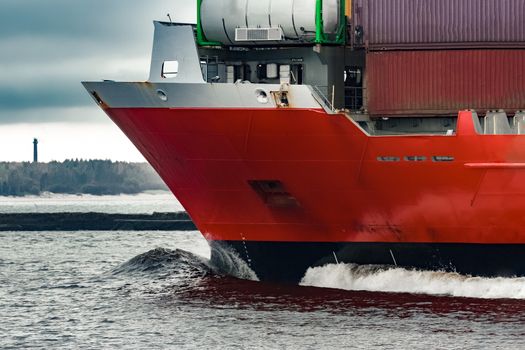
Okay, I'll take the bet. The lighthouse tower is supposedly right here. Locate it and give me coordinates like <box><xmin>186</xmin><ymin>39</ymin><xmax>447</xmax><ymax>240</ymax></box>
<box><xmin>33</xmin><ymin>138</ymin><xmax>38</xmax><ymax>163</ymax></box>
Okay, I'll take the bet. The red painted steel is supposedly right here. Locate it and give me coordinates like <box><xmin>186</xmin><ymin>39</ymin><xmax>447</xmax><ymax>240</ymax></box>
<box><xmin>353</xmin><ymin>0</ymin><xmax>525</xmax><ymax>50</ymax></box>
<box><xmin>366</xmin><ymin>50</ymin><xmax>525</xmax><ymax>116</ymax></box>
<box><xmin>104</xmin><ymin>107</ymin><xmax>525</xmax><ymax>245</ymax></box>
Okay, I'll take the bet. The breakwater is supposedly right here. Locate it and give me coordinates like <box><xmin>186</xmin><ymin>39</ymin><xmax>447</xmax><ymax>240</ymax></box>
<box><xmin>0</xmin><ymin>212</ymin><xmax>196</xmax><ymax>231</ymax></box>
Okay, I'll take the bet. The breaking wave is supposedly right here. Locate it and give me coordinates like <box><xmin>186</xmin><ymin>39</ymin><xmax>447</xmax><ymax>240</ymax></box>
<box><xmin>112</xmin><ymin>247</ymin><xmax>213</xmax><ymax>278</ymax></box>
<box><xmin>301</xmin><ymin>263</ymin><xmax>525</xmax><ymax>300</ymax></box>
<box><xmin>208</xmin><ymin>243</ymin><xmax>259</xmax><ymax>281</ymax></box>
<box><xmin>112</xmin><ymin>246</ymin><xmax>257</xmax><ymax>281</ymax></box>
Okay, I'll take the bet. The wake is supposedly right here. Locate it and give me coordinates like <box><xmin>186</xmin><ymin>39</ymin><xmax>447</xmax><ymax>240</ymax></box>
<box><xmin>301</xmin><ymin>263</ymin><xmax>525</xmax><ymax>299</ymax></box>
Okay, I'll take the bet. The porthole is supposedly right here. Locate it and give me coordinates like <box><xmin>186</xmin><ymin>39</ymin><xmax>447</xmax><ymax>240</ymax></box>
<box><xmin>255</xmin><ymin>89</ymin><xmax>269</xmax><ymax>104</ymax></box>
<box><xmin>156</xmin><ymin>89</ymin><xmax>168</xmax><ymax>102</ymax></box>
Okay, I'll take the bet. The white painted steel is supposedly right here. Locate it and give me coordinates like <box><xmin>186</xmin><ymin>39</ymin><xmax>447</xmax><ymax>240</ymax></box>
<box><xmin>149</xmin><ymin>23</ymin><xmax>204</xmax><ymax>83</ymax></box>
<box><xmin>82</xmin><ymin>81</ymin><xmax>322</xmax><ymax>110</ymax></box>
<box><xmin>200</xmin><ymin>0</ymin><xmax>229</xmax><ymax>44</ymax></box>
<box><xmin>280</xmin><ymin>65</ymin><xmax>291</xmax><ymax>84</ymax></box>
<box><xmin>484</xmin><ymin>111</ymin><xmax>512</xmax><ymax>135</ymax></box>
<box><xmin>292</xmin><ymin>0</ymin><xmax>317</xmax><ymax>36</ymax></box>
<box><xmin>514</xmin><ymin>111</ymin><xmax>525</xmax><ymax>135</ymax></box>
<box><xmin>223</xmin><ymin>0</ymin><xmax>248</xmax><ymax>44</ymax></box>
<box><xmin>201</xmin><ymin>0</ymin><xmax>340</xmax><ymax>44</ymax></box>
<box><xmin>270</xmin><ymin>0</ymin><xmax>296</xmax><ymax>38</ymax></box>
<box><xmin>471</xmin><ymin>111</ymin><xmax>483</xmax><ymax>134</ymax></box>
<box><xmin>323</xmin><ymin>0</ymin><xmax>340</xmax><ymax>34</ymax></box>
<box><xmin>266</xmin><ymin>63</ymin><xmax>278</xmax><ymax>79</ymax></box>
<box><xmin>247</xmin><ymin>0</ymin><xmax>271</xmax><ymax>28</ymax></box>
<box><xmin>226</xmin><ymin>66</ymin><xmax>235</xmax><ymax>83</ymax></box>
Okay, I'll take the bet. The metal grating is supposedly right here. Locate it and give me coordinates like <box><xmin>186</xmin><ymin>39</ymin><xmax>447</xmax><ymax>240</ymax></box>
<box><xmin>235</xmin><ymin>27</ymin><xmax>283</xmax><ymax>42</ymax></box>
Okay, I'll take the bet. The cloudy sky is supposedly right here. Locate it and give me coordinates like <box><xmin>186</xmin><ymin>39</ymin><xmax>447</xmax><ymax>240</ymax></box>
<box><xmin>0</xmin><ymin>0</ymin><xmax>195</xmax><ymax>162</ymax></box>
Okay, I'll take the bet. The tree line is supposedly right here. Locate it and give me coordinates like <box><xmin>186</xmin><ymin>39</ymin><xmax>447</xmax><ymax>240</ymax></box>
<box><xmin>0</xmin><ymin>160</ymin><xmax>168</xmax><ymax>196</ymax></box>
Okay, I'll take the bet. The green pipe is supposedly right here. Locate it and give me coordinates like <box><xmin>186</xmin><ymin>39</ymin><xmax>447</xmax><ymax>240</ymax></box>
<box><xmin>315</xmin><ymin>0</ymin><xmax>325</xmax><ymax>44</ymax></box>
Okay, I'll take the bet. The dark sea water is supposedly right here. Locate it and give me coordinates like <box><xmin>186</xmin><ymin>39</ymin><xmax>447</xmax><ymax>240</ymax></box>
<box><xmin>2</xmin><ymin>195</ymin><xmax>525</xmax><ymax>349</ymax></box>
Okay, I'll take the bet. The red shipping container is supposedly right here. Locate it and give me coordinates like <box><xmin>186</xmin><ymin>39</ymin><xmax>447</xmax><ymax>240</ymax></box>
<box><xmin>353</xmin><ymin>0</ymin><xmax>525</xmax><ymax>50</ymax></box>
<box><xmin>366</xmin><ymin>50</ymin><xmax>525</xmax><ymax>116</ymax></box>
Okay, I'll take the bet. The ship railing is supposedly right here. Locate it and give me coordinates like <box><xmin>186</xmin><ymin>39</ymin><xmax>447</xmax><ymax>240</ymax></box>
<box><xmin>200</xmin><ymin>55</ymin><xmax>222</xmax><ymax>83</ymax></box>
<box><xmin>310</xmin><ymin>85</ymin><xmax>337</xmax><ymax>114</ymax></box>
<box><xmin>310</xmin><ymin>85</ymin><xmax>366</xmax><ymax>114</ymax></box>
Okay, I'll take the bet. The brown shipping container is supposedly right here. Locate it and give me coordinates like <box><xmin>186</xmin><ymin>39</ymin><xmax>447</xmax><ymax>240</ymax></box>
<box><xmin>366</xmin><ymin>50</ymin><xmax>525</xmax><ymax>116</ymax></box>
<box><xmin>353</xmin><ymin>0</ymin><xmax>525</xmax><ymax>50</ymax></box>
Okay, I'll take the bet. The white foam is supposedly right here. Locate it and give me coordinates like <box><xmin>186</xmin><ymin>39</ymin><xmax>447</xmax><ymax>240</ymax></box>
<box><xmin>207</xmin><ymin>242</ymin><xmax>259</xmax><ymax>281</ymax></box>
<box><xmin>0</xmin><ymin>191</ymin><xmax>184</xmax><ymax>214</ymax></box>
<box><xmin>300</xmin><ymin>263</ymin><xmax>525</xmax><ymax>299</ymax></box>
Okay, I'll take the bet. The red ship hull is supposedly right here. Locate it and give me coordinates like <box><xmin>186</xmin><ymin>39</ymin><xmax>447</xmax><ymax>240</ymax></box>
<box><xmin>106</xmin><ymin>107</ymin><xmax>525</xmax><ymax>281</ymax></box>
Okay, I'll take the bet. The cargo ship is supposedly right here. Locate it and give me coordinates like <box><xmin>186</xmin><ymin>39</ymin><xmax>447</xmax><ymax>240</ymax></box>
<box><xmin>83</xmin><ymin>0</ymin><xmax>525</xmax><ymax>283</ymax></box>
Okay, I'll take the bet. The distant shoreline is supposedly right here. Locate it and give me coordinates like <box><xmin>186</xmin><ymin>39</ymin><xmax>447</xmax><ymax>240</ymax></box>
<box><xmin>0</xmin><ymin>160</ymin><xmax>168</xmax><ymax>196</ymax></box>
<box><xmin>0</xmin><ymin>212</ymin><xmax>197</xmax><ymax>231</ymax></box>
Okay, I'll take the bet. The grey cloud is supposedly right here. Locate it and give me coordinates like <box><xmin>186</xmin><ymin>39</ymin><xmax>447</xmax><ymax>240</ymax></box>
<box><xmin>0</xmin><ymin>106</ymin><xmax>109</xmax><ymax>125</ymax></box>
<box><xmin>0</xmin><ymin>83</ymin><xmax>94</xmax><ymax>110</ymax></box>
<box><xmin>0</xmin><ymin>0</ymin><xmax>195</xmax><ymax>123</ymax></box>
<box><xmin>1</xmin><ymin>1</ymin><xmax>194</xmax><ymax>41</ymax></box>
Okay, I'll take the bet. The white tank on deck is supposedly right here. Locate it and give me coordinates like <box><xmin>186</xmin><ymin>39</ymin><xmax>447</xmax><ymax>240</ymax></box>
<box><xmin>200</xmin><ymin>0</ymin><xmax>340</xmax><ymax>44</ymax></box>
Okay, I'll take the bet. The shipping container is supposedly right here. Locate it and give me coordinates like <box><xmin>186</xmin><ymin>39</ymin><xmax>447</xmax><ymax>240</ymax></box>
<box><xmin>366</xmin><ymin>50</ymin><xmax>525</xmax><ymax>116</ymax></box>
<box><xmin>353</xmin><ymin>0</ymin><xmax>525</xmax><ymax>50</ymax></box>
